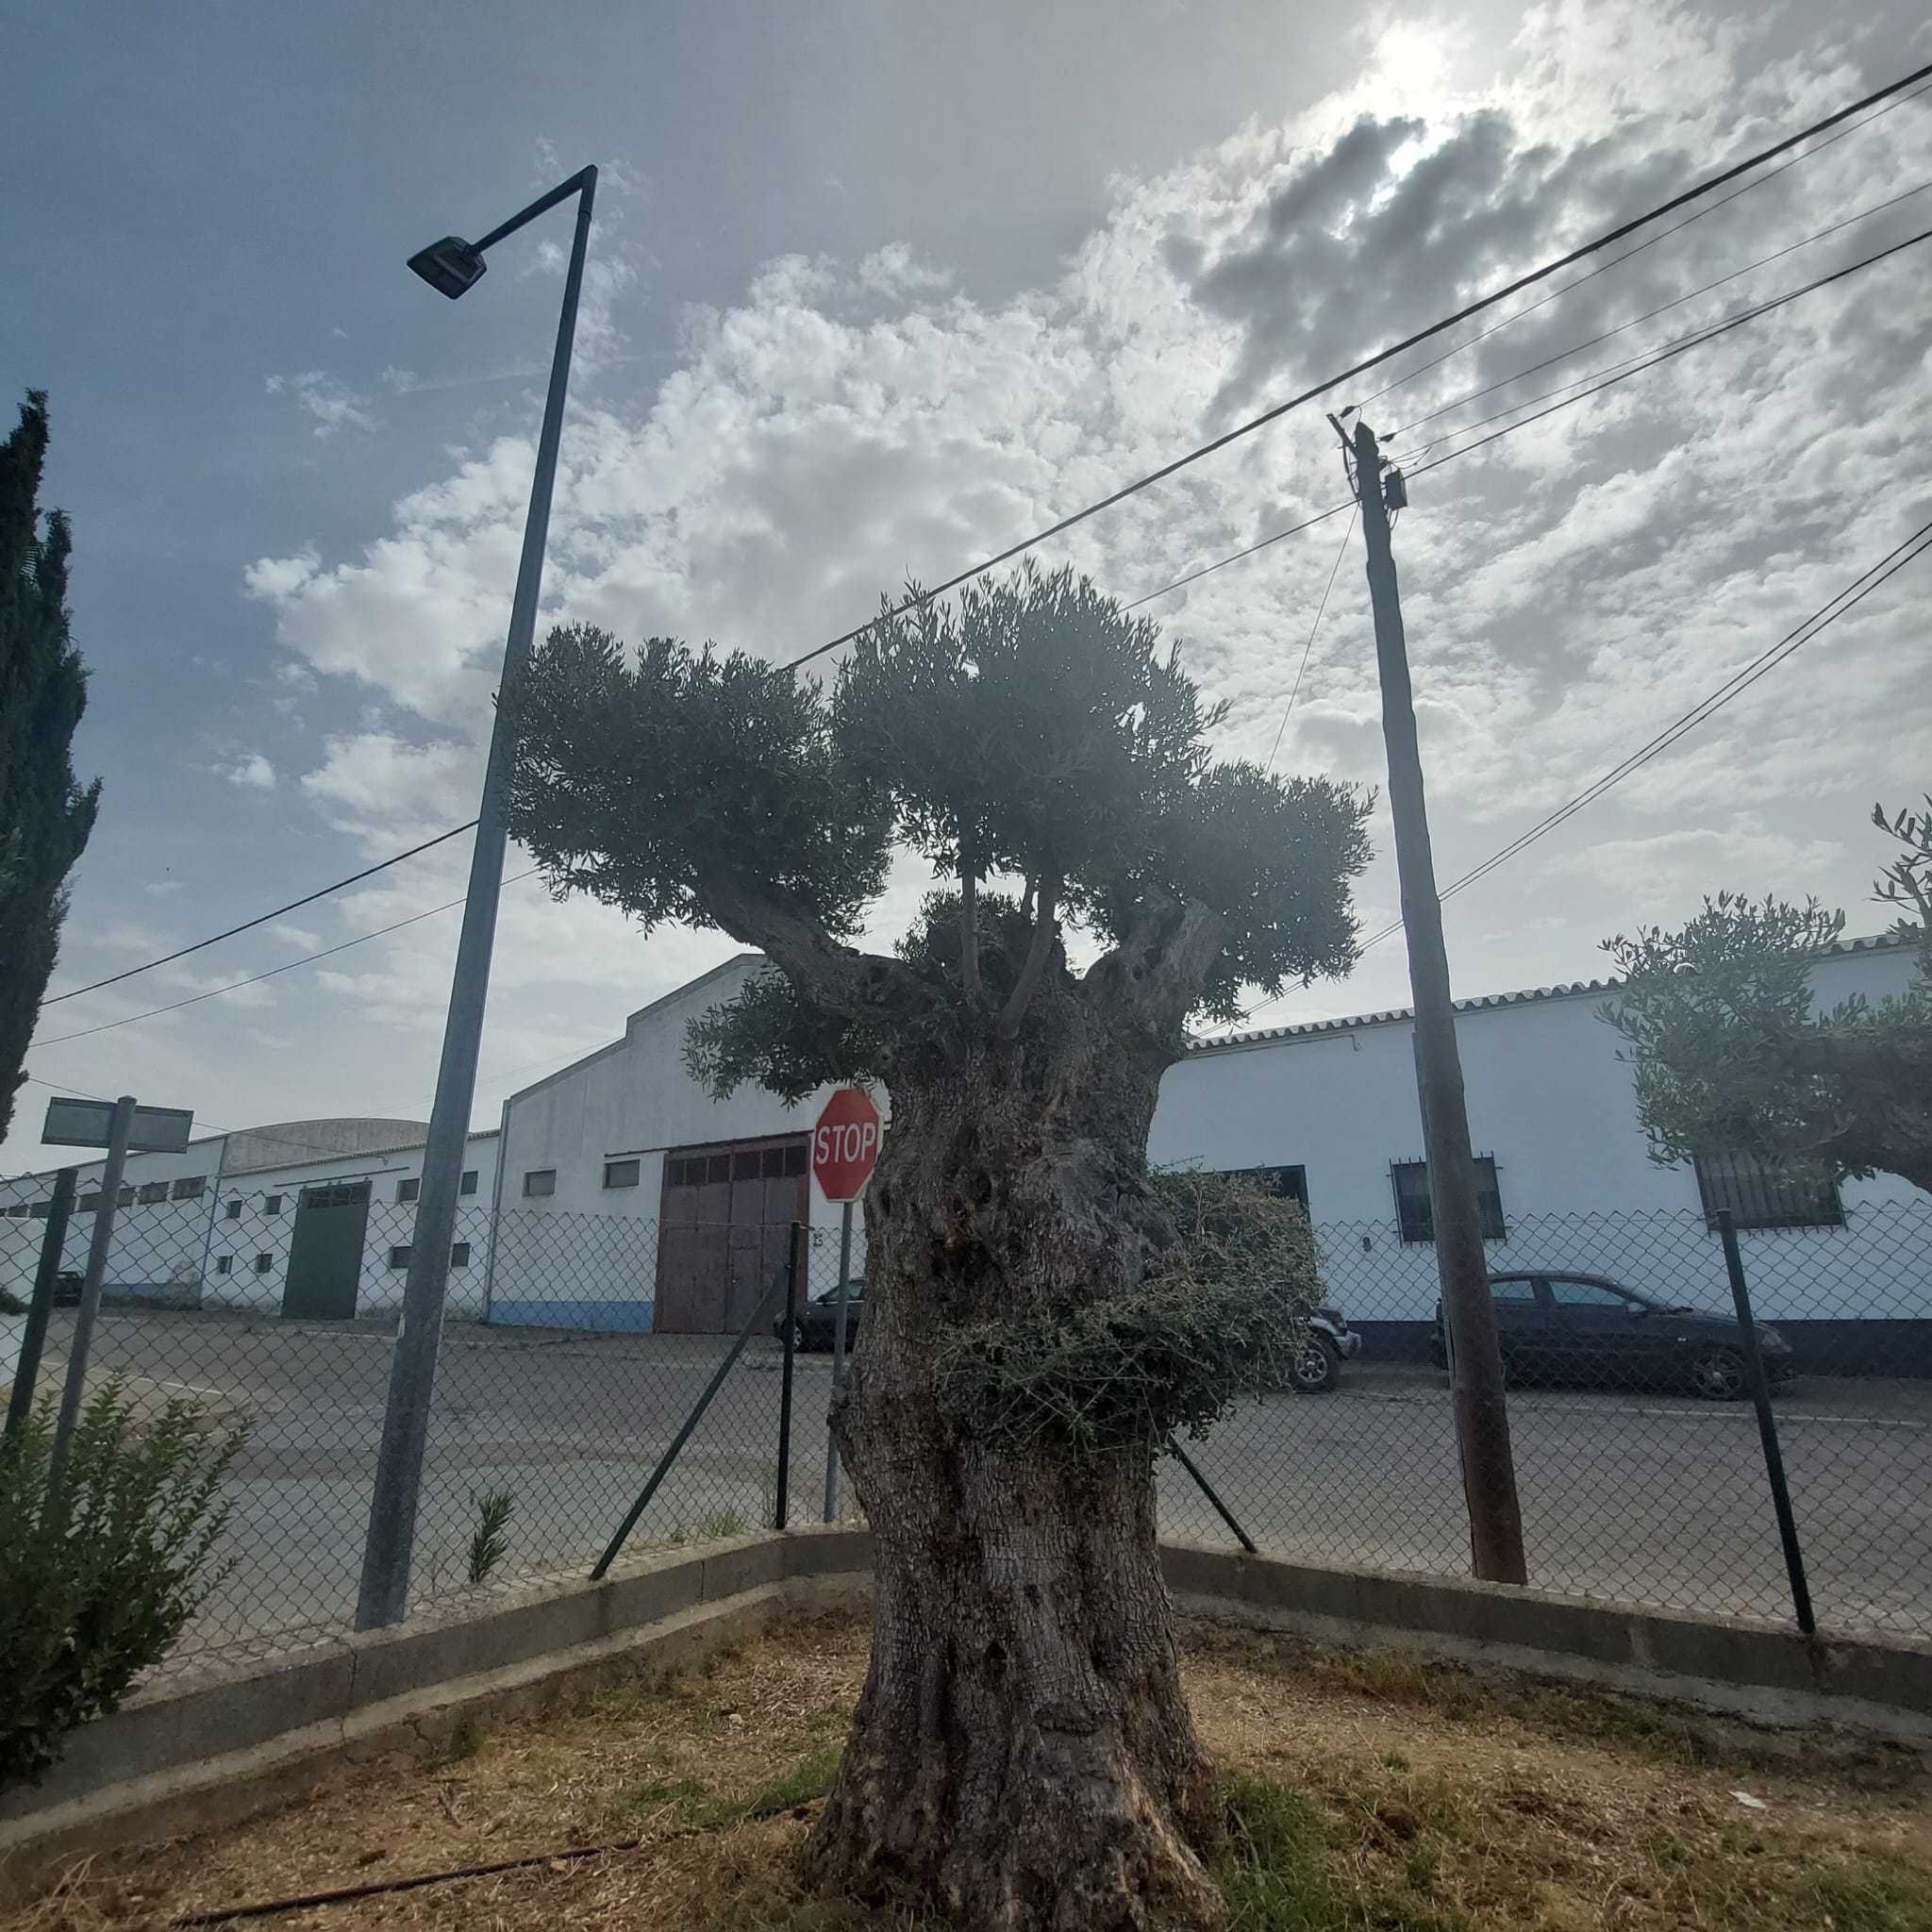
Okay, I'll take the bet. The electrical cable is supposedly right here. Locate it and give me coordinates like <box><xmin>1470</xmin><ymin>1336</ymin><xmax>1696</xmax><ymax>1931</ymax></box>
<box><xmin>1124</xmin><ymin>219</ymin><xmax>1931</xmax><ymax>614</ymax></box>
<box><xmin>1402</xmin><ymin>224</ymin><xmax>1932</xmax><ymax>479</ymax></box>
<box><xmin>34</xmin><ymin>871</ymin><xmax>542</xmax><ymax>1047</ymax></box>
<box><xmin>38</xmin><ymin>63</ymin><xmax>1932</xmax><ymax>1024</ymax></box>
<box><xmin>1264</xmin><ymin>510</ymin><xmax>1357</xmax><ymax>775</ymax></box>
<box><xmin>762</xmin><ymin>58</ymin><xmax>1931</xmax><ymax>672</ymax></box>
<box><xmin>1228</xmin><ymin>514</ymin><xmax>1932</xmax><ymax>1027</ymax></box>
<box><xmin>42</xmin><ymin>822</ymin><xmax>477</xmax><ymax>1006</ymax></box>
<box><xmin>1386</xmin><ymin>175</ymin><xmax>1932</xmax><ymax>448</ymax></box>
<box><xmin>1353</xmin><ymin>76</ymin><xmax>1932</xmax><ymax>415</ymax></box>
<box><xmin>35</xmin><ymin>211</ymin><xmax>1927</xmax><ymax>1055</ymax></box>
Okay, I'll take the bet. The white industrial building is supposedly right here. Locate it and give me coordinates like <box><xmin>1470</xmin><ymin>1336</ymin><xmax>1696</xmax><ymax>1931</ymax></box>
<box><xmin>483</xmin><ymin>934</ymin><xmax>1931</xmax><ymax>1362</ymax></box>
<box><xmin>2</xmin><ymin>1117</ymin><xmax>501</xmax><ymax>1320</ymax></box>
<box><xmin>9</xmin><ymin>931</ymin><xmax>1924</xmax><ymax>1360</ymax></box>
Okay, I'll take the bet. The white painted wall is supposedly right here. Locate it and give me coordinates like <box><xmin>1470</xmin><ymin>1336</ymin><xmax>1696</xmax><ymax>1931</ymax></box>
<box><xmin>492</xmin><ymin>956</ymin><xmax>875</xmax><ymax>1325</ymax></box>
<box><xmin>1152</xmin><ymin>941</ymin><xmax>1927</xmax><ymax>1325</ymax></box>
<box><xmin>2</xmin><ymin>1125</ymin><xmax>501</xmax><ymax>1319</ymax></box>
<box><xmin>492</xmin><ymin>939</ymin><xmax>1929</xmax><ymax>1334</ymax></box>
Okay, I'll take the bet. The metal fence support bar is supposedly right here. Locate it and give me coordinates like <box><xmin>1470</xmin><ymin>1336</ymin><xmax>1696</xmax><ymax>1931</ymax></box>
<box><xmin>5</xmin><ymin>1167</ymin><xmax>76</xmax><ymax>1445</ymax></box>
<box><xmin>49</xmin><ymin>1095</ymin><xmax>137</xmax><ymax>1487</ymax></box>
<box><xmin>1167</xmin><ymin>1435</ymin><xmax>1257</xmax><ymax>1554</ymax></box>
<box><xmin>774</xmin><ymin>1223</ymin><xmax>801</xmax><ymax>1531</ymax></box>
<box><xmin>823</xmin><ymin>1199</ymin><xmax>854</xmax><ymax>1524</ymax></box>
<box><xmin>589</xmin><ymin>1260</ymin><xmax>791</xmax><ymax>1581</ymax></box>
<box><xmin>1716</xmin><ymin>1209</ymin><xmax>1816</xmax><ymax>1637</ymax></box>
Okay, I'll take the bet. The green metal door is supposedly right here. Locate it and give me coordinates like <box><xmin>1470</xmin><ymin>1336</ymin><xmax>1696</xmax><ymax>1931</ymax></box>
<box><xmin>282</xmin><ymin>1180</ymin><xmax>371</xmax><ymax>1320</ymax></box>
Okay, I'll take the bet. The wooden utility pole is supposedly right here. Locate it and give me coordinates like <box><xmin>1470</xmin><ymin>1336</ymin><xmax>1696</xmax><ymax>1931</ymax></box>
<box><xmin>1344</xmin><ymin>413</ymin><xmax>1527</xmax><ymax>1585</ymax></box>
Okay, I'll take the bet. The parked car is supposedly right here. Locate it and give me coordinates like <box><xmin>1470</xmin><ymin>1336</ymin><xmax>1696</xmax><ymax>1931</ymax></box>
<box><xmin>1292</xmin><ymin>1306</ymin><xmax>1361</xmax><ymax>1393</ymax></box>
<box><xmin>1430</xmin><ymin>1271</ymin><xmax>1794</xmax><ymax>1400</ymax></box>
<box><xmin>777</xmin><ymin>1281</ymin><xmax>863</xmax><ymax>1353</ymax></box>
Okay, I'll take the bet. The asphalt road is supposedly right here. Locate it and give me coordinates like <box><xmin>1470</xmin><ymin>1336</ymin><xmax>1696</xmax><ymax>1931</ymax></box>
<box><xmin>35</xmin><ymin>1308</ymin><xmax>1932</xmax><ymax>1659</ymax></box>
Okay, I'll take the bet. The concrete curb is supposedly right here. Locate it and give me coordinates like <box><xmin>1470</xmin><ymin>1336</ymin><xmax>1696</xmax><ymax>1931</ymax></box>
<box><xmin>1160</xmin><ymin>1543</ymin><xmax>1932</xmax><ymax>1740</ymax></box>
<box><xmin>6</xmin><ymin>1526</ymin><xmax>1928</xmax><ymax>1889</ymax></box>
<box><xmin>0</xmin><ymin>1526</ymin><xmax>872</xmax><ymax>1887</ymax></box>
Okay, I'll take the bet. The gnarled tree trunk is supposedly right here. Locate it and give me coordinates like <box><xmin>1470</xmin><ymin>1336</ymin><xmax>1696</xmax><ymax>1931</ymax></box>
<box><xmin>802</xmin><ymin>1018</ymin><xmax>1224</xmax><ymax>1931</ymax></box>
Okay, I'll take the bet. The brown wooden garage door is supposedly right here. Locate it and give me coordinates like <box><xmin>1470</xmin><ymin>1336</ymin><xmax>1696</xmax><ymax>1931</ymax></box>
<box><xmin>655</xmin><ymin>1135</ymin><xmax>809</xmax><ymax>1333</ymax></box>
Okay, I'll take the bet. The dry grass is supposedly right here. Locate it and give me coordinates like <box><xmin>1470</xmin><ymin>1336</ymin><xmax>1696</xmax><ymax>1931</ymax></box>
<box><xmin>8</xmin><ymin>1614</ymin><xmax>1929</xmax><ymax>1931</ymax></box>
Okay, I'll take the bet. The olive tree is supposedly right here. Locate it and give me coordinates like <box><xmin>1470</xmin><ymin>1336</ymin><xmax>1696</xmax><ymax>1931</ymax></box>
<box><xmin>1603</xmin><ymin>800</ymin><xmax>1932</xmax><ymax>1195</ymax></box>
<box><xmin>508</xmin><ymin>564</ymin><xmax>1371</xmax><ymax>1928</ymax></box>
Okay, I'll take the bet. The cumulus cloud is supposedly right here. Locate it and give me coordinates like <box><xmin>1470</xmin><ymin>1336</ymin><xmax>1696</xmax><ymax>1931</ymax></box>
<box><xmin>218</xmin><ymin>752</ymin><xmax>276</xmax><ymax>790</ymax></box>
<box><xmin>237</xmin><ymin>0</ymin><xmax>1932</xmax><ymax>1066</ymax></box>
<box><xmin>266</xmin><ymin>371</ymin><xmax>381</xmax><ymax>438</ymax></box>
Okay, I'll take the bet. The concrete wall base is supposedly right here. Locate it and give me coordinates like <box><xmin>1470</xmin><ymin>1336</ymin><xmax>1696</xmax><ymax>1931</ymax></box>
<box><xmin>0</xmin><ymin>1528</ymin><xmax>870</xmax><ymax>1893</ymax></box>
<box><xmin>6</xmin><ymin>1527</ymin><xmax>1929</xmax><ymax>1894</ymax></box>
<box><xmin>1160</xmin><ymin>1543</ymin><xmax>1932</xmax><ymax>1745</ymax></box>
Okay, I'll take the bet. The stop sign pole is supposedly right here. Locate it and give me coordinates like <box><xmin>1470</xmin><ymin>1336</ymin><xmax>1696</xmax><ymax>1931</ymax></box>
<box><xmin>812</xmin><ymin>1086</ymin><xmax>881</xmax><ymax>1523</ymax></box>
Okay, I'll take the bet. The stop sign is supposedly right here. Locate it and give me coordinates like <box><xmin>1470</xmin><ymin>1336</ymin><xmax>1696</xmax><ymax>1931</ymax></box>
<box><xmin>811</xmin><ymin>1086</ymin><xmax>882</xmax><ymax>1201</ymax></box>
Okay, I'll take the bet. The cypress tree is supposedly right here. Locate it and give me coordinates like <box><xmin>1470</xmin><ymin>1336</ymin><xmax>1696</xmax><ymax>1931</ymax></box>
<box><xmin>0</xmin><ymin>391</ymin><xmax>101</xmax><ymax>1140</ymax></box>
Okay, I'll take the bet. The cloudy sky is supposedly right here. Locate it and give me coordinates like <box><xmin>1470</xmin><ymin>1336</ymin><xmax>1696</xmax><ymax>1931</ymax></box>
<box><xmin>6</xmin><ymin>0</ymin><xmax>1931</xmax><ymax>1174</ymax></box>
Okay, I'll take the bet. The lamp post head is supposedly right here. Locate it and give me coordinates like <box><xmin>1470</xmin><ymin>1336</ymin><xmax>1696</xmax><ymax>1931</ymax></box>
<box><xmin>407</xmin><ymin>235</ymin><xmax>488</xmax><ymax>299</ymax></box>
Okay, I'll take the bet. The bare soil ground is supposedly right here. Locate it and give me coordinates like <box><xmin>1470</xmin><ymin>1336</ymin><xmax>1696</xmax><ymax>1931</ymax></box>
<box><xmin>9</xmin><ymin>1614</ymin><xmax>1931</xmax><ymax>1930</ymax></box>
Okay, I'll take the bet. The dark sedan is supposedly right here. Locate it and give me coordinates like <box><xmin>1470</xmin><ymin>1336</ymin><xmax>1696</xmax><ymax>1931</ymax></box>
<box><xmin>1431</xmin><ymin>1271</ymin><xmax>1796</xmax><ymax>1400</ymax></box>
<box><xmin>776</xmin><ymin>1282</ymin><xmax>863</xmax><ymax>1353</ymax></box>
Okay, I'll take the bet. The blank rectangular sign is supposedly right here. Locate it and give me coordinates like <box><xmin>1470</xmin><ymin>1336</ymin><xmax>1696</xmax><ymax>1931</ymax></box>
<box><xmin>41</xmin><ymin>1098</ymin><xmax>195</xmax><ymax>1153</ymax></box>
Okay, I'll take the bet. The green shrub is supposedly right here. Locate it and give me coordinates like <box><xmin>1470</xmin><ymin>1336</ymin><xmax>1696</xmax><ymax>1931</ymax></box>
<box><xmin>0</xmin><ymin>1385</ymin><xmax>245</xmax><ymax>1789</ymax></box>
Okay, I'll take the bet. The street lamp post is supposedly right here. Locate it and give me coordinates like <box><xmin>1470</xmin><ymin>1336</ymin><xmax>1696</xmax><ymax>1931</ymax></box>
<box><xmin>356</xmin><ymin>165</ymin><xmax>598</xmax><ymax>1630</ymax></box>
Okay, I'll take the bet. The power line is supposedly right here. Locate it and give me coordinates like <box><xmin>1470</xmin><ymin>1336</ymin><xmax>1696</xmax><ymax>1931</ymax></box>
<box><xmin>1123</xmin><ymin>501</ymin><xmax>1355</xmax><ymax>610</ymax></box>
<box><xmin>1354</xmin><ymin>77</ymin><xmax>1932</xmax><ymax>416</ymax></box>
<box><xmin>42</xmin><ymin>61</ymin><xmax>1932</xmax><ymax>1022</ymax></box>
<box><xmin>1386</xmin><ymin>175</ymin><xmax>1932</xmax><ymax>449</ymax></box>
<box><xmin>42</xmin><ymin>202</ymin><xmax>1930</xmax><ymax>1059</ymax></box>
<box><xmin>770</xmin><ymin>58</ymin><xmax>1932</xmax><ymax>672</ymax></box>
<box><xmin>1265</xmin><ymin>510</ymin><xmax>1357</xmax><ymax>775</ymax></box>
<box><xmin>1126</xmin><ymin>218</ymin><xmax>1931</xmax><ymax>615</ymax></box>
<box><xmin>34</xmin><ymin>871</ymin><xmax>541</xmax><ymax>1047</ymax></box>
<box><xmin>43</xmin><ymin>821</ymin><xmax>477</xmax><ymax>1006</ymax></box>
<box><xmin>1229</xmin><ymin>514</ymin><xmax>1932</xmax><ymax>1027</ymax></box>
<box><xmin>1403</xmin><ymin>224</ymin><xmax>1932</xmax><ymax>478</ymax></box>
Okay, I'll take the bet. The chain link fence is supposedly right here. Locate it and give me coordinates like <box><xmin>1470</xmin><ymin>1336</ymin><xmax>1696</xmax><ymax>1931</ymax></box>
<box><xmin>1162</xmin><ymin>1200</ymin><xmax>1932</xmax><ymax>1639</ymax></box>
<box><xmin>4</xmin><ymin>1175</ymin><xmax>1929</xmax><ymax>1673</ymax></box>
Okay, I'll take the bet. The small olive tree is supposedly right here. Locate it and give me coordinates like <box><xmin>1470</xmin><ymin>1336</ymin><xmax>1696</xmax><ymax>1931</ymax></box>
<box><xmin>1604</xmin><ymin>800</ymin><xmax>1932</xmax><ymax>1195</ymax></box>
<box><xmin>508</xmin><ymin>564</ymin><xmax>1370</xmax><ymax>1929</ymax></box>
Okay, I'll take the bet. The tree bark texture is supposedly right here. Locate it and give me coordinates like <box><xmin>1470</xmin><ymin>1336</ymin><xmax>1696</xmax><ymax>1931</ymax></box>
<box><xmin>802</xmin><ymin>990</ymin><xmax>1224</xmax><ymax>1931</ymax></box>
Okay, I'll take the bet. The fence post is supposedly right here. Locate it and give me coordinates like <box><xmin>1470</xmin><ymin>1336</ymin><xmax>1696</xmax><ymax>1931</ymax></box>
<box><xmin>823</xmin><ymin>1198</ymin><xmax>854</xmax><ymax>1524</ymax></box>
<box><xmin>774</xmin><ymin>1222</ymin><xmax>801</xmax><ymax>1530</ymax></box>
<box><xmin>1715</xmin><ymin>1209</ymin><xmax>1816</xmax><ymax>1636</ymax></box>
<box><xmin>5</xmin><ymin>1168</ymin><xmax>76</xmax><ymax>1446</ymax></box>
<box><xmin>50</xmin><ymin>1095</ymin><xmax>137</xmax><ymax>1487</ymax></box>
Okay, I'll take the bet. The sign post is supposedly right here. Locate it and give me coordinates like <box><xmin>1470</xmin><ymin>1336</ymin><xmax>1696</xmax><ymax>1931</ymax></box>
<box><xmin>42</xmin><ymin>1094</ymin><xmax>194</xmax><ymax>1486</ymax></box>
<box><xmin>811</xmin><ymin>1086</ymin><xmax>881</xmax><ymax>1524</ymax></box>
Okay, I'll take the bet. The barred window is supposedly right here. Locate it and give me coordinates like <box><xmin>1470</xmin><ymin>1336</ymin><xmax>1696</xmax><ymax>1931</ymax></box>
<box><xmin>1391</xmin><ymin>1157</ymin><xmax>1506</xmax><ymax>1244</ymax></box>
<box><xmin>253</xmin><ymin>1253</ymin><xmax>273</xmax><ymax>1274</ymax></box>
<box><xmin>1693</xmin><ymin>1150</ymin><xmax>1842</xmax><ymax>1231</ymax></box>
<box><xmin>1233</xmin><ymin>1164</ymin><xmax>1309</xmax><ymax>1214</ymax></box>
<box><xmin>215</xmin><ymin>1255</ymin><xmax>233</xmax><ymax>1276</ymax></box>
